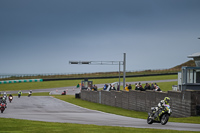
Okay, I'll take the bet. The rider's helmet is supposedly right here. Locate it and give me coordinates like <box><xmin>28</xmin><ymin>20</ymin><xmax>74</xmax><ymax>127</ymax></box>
<box><xmin>164</xmin><ymin>97</ymin><xmax>170</xmax><ymax>104</ymax></box>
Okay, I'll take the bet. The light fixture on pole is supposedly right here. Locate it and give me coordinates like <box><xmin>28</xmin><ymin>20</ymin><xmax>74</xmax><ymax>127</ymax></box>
<box><xmin>69</xmin><ymin>53</ymin><xmax>126</xmax><ymax>90</ymax></box>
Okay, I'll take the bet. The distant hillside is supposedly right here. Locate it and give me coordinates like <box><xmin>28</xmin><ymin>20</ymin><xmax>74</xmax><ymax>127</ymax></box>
<box><xmin>169</xmin><ymin>60</ymin><xmax>196</xmax><ymax>71</ymax></box>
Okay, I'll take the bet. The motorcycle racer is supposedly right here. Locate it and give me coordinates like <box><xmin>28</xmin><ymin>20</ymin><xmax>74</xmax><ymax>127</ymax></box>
<box><xmin>28</xmin><ymin>90</ymin><xmax>32</xmax><ymax>97</ymax></box>
<box><xmin>2</xmin><ymin>97</ymin><xmax>7</xmax><ymax>108</ymax></box>
<box><xmin>18</xmin><ymin>90</ymin><xmax>22</xmax><ymax>98</ymax></box>
<box><xmin>9</xmin><ymin>94</ymin><xmax>13</xmax><ymax>103</ymax></box>
<box><xmin>158</xmin><ymin>97</ymin><xmax>170</xmax><ymax>108</ymax></box>
<box><xmin>9</xmin><ymin>93</ymin><xmax>13</xmax><ymax>97</ymax></box>
<box><xmin>3</xmin><ymin>92</ymin><xmax>7</xmax><ymax>100</ymax></box>
<box><xmin>153</xmin><ymin>97</ymin><xmax>170</xmax><ymax>120</ymax></box>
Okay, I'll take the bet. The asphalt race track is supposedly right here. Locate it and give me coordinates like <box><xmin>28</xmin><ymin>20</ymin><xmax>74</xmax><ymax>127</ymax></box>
<box><xmin>1</xmin><ymin>96</ymin><xmax>200</xmax><ymax>131</ymax></box>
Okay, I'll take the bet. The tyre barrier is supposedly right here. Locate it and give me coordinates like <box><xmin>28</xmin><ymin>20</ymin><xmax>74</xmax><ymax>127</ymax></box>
<box><xmin>0</xmin><ymin>79</ymin><xmax>43</xmax><ymax>84</ymax></box>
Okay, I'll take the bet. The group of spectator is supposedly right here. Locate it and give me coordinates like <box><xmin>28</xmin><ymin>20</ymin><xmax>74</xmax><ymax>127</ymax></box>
<box><xmin>124</xmin><ymin>84</ymin><xmax>132</xmax><ymax>91</ymax></box>
<box><xmin>134</xmin><ymin>82</ymin><xmax>161</xmax><ymax>91</ymax></box>
<box><xmin>103</xmin><ymin>84</ymin><xmax>117</xmax><ymax>91</ymax></box>
<box><xmin>102</xmin><ymin>82</ymin><xmax>162</xmax><ymax>92</ymax></box>
<box><xmin>124</xmin><ymin>82</ymin><xmax>162</xmax><ymax>92</ymax></box>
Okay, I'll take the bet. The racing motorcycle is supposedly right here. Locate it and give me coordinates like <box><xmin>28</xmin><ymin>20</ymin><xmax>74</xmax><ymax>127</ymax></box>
<box><xmin>28</xmin><ymin>91</ymin><xmax>32</xmax><ymax>97</ymax></box>
<box><xmin>9</xmin><ymin>96</ymin><xmax>13</xmax><ymax>103</ymax></box>
<box><xmin>147</xmin><ymin>104</ymin><xmax>172</xmax><ymax>125</ymax></box>
<box><xmin>0</xmin><ymin>103</ymin><xmax>6</xmax><ymax>113</ymax></box>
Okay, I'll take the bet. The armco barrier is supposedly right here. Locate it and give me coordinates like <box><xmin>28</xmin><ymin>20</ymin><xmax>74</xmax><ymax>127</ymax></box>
<box><xmin>80</xmin><ymin>90</ymin><xmax>200</xmax><ymax>117</ymax></box>
<box><xmin>0</xmin><ymin>79</ymin><xmax>43</xmax><ymax>84</ymax></box>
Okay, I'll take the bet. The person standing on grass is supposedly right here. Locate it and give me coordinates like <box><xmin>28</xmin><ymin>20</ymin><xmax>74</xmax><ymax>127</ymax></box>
<box><xmin>128</xmin><ymin>84</ymin><xmax>132</xmax><ymax>91</ymax></box>
<box><xmin>125</xmin><ymin>84</ymin><xmax>129</xmax><ymax>91</ymax></box>
<box><xmin>150</xmin><ymin>83</ymin><xmax>155</xmax><ymax>90</ymax></box>
<box><xmin>135</xmin><ymin>83</ymin><xmax>140</xmax><ymax>90</ymax></box>
<box><xmin>144</xmin><ymin>83</ymin><xmax>151</xmax><ymax>90</ymax></box>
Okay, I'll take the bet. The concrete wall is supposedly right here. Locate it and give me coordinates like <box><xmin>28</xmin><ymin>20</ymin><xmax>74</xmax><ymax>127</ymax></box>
<box><xmin>80</xmin><ymin>90</ymin><xmax>200</xmax><ymax>117</ymax></box>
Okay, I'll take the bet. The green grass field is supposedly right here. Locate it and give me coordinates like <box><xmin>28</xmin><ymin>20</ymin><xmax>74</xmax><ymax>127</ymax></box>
<box><xmin>0</xmin><ymin>75</ymin><xmax>177</xmax><ymax>92</ymax></box>
<box><xmin>1</xmin><ymin>118</ymin><xmax>197</xmax><ymax>133</ymax></box>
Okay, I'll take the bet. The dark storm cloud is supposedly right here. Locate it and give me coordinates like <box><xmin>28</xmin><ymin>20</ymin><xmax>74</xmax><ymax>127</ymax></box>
<box><xmin>0</xmin><ymin>0</ymin><xmax>200</xmax><ymax>73</ymax></box>
<box><xmin>0</xmin><ymin>0</ymin><xmax>152</xmax><ymax>36</ymax></box>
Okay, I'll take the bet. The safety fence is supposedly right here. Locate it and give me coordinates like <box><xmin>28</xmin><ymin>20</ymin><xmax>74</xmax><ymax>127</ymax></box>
<box><xmin>0</xmin><ymin>79</ymin><xmax>43</xmax><ymax>84</ymax></box>
<box><xmin>80</xmin><ymin>90</ymin><xmax>200</xmax><ymax>117</ymax></box>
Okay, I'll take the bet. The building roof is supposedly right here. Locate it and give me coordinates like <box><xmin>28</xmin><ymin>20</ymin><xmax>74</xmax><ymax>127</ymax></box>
<box><xmin>187</xmin><ymin>52</ymin><xmax>200</xmax><ymax>58</ymax></box>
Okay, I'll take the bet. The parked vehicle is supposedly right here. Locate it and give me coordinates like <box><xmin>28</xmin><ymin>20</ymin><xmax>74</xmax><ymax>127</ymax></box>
<box><xmin>147</xmin><ymin>104</ymin><xmax>172</xmax><ymax>125</ymax></box>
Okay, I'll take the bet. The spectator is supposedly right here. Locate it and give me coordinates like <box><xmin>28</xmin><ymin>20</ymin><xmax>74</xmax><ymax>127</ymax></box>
<box><xmin>94</xmin><ymin>85</ymin><xmax>98</xmax><ymax>91</ymax></box>
<box><xmin>117</xmin><ymin>84</ymin><xmax>120</xmax><ymax>91</ymax></box>
<box><xmin>128</xmin><ymin>84</ymin><xmax>132</xmax><ymax>91</ymax></box>
<box><xmin>109</xmin><ymin>84</ymin><xmax>112</xmax><ymax>91</ymax></box>
<box><xmin>111</xmin><ymin>85</ymin><xmax>116</xmax><ymax>91</ymax></box>
<box><xmin>150</xmin><ymin>83</ymin><xmax>155</xmax><ymax>90</ymax></box>
<box><xmin>139</xmin><ymin>82</ymin><xmax>144</xmax><ymax>91</ymax></box>
<box><xmin>125</xmin><ymin>84</ymin><xmax>129</xmax><ymax>91</ymax></box>
<box><xmin>103</xmin><ymin>84</ymin><xmax>107</xmax><ymax>90</ymax></box>
<box><xmin>155</xmin><ymin>83</ymin><xmax>158</xmax><ymax>86</ymax></box>
<box><xmin>144</xmin><ymin>83</ymin><xmax>150</xmax><ymax>90</ymax></box>
<box><xmin>135</xmin><ymin>83</ymin><xmax>140</xmax><ymax>90</ymax></box>
<box><xmin>155</xmin><ymin>85</ymin><xmax>162</xmax><ymax>91</ymax></box>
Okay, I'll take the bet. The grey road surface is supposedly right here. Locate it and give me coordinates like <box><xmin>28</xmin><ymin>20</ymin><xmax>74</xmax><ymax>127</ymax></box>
<box><xmin>1</xmin><ymin>96</ymin><xmax>200</xmax><ymax>131</ymax></box>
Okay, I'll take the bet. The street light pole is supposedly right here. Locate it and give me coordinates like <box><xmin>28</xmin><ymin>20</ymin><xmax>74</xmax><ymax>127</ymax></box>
<box><xmin>123</xmin><ymin>53</ymin><xmax>126</xmax><ymax>90</ymax></box>
<box><xmin>119</xmin><ymin>61</ymin><xmax>120</xmax><ymax>91</ymax></box>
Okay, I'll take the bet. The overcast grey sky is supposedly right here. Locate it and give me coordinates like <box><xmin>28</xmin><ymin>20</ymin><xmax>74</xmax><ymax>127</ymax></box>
<box><xmin>0</xmin><ymin>0</ymin><xmax>200</xmax><ymax>74</ymax></box>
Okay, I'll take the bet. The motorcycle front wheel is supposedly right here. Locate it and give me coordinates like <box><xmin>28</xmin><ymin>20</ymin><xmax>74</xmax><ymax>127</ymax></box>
<box><xmin>161</xmin><ymin>114</ymin><xmax>169</xmax><ymax>125</ymax></box>
<box><xmin>147</xmin><ymin>116</ymin><xmax>153</xmax><ymax>124</ymax></box>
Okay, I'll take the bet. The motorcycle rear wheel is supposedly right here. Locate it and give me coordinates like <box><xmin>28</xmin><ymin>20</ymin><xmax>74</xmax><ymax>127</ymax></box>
<box><xmin>161</xmin><ymin>114</ymin><xmax>169</xmax><ymax>125</ymax></box>
<box><xmin>1</xmin><ymin>109</ymin><xmax>4</xmax><ymax>113</ymax></box>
